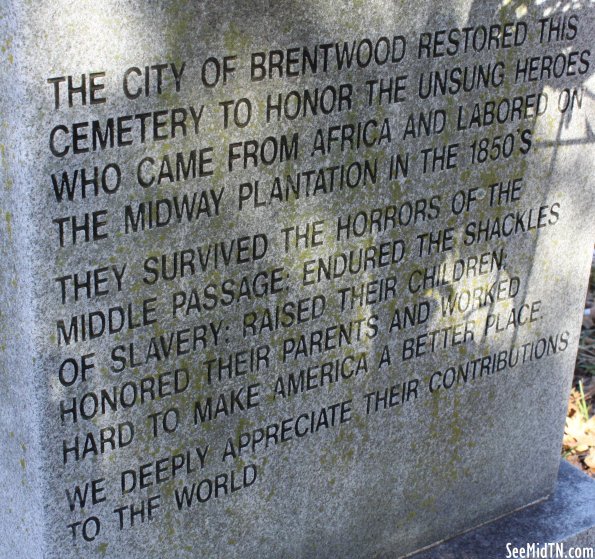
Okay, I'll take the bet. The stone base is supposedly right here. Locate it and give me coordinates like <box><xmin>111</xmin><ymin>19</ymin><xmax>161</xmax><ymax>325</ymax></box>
<box><xmin>410</xmin><ymin>460</ymin><xmax>595</xmax><ymax>558</ymax></box>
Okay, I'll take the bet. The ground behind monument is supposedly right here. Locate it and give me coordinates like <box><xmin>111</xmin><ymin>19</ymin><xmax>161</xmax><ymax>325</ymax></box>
<box><xmin>565</xmin><ymin>248</ymin><xmax>595</xmax><ymax>476</ymax></box>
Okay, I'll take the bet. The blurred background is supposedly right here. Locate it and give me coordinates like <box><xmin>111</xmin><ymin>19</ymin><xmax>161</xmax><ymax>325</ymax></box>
<box><xmin>565</xmin><ymin>246</ymin><xmax>595</xmax><ymax>477</ymax></box>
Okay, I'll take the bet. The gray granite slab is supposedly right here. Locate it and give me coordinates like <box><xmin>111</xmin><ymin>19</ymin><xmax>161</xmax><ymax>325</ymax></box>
<box><xmin>410</xmin><ymin>460</ymin><xmax>595</xmax><ymax>559</ymax></box>
<box><xmin>0</xmin><ymin>1</ymin><xmax>594</xmax><ymax>558</ymax></box>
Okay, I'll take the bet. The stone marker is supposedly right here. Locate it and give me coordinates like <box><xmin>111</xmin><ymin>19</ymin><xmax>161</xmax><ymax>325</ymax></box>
<box><xmin>1</xmin><ymin>1</ymin><xmax>594</xmax><ymax>558</ymax></box>
<box><xmin>411</xmin><ymin>461</ymin><xmax>595</xmax><ymax>558</ymax></box>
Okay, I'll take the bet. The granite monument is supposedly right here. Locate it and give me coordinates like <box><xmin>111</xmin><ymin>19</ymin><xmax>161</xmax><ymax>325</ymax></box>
<box><xmin>0</xmin><ymin>1</ymin><xmax>594</xmax><ymax>557</ymax></box>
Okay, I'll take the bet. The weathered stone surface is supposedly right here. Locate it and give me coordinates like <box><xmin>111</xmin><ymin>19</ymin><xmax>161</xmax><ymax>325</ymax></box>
<box><xmin>0</xmin><ymin>1</ymin><xmax>594</xmax><ymax>558</ymax></box>
<box><xmin>410</xmin><ymin>461</ymin><xmax>595</xmax><ymax>558</ymax></box>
